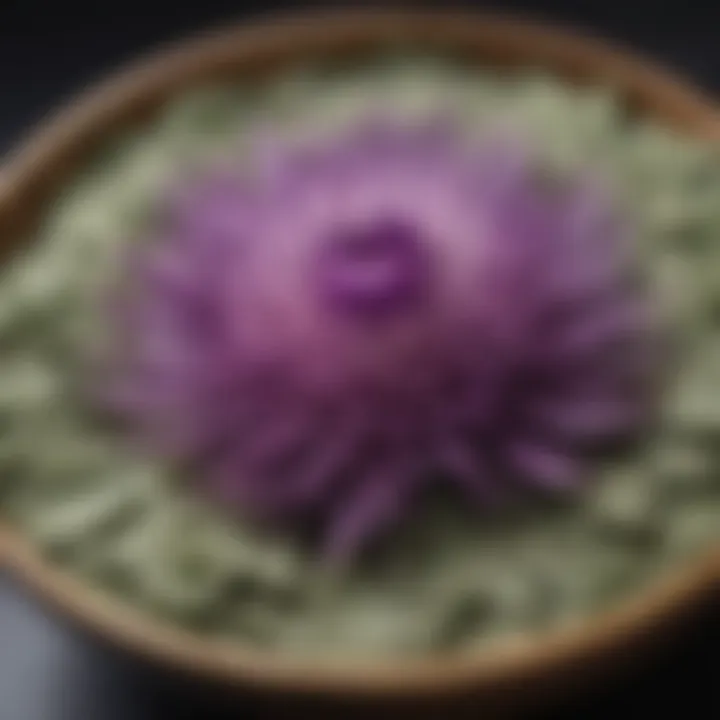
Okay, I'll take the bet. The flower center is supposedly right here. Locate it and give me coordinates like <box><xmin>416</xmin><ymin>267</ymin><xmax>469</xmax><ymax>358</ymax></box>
<box><xmin>317</xmin><ymin>217</ymin><xmax>431</xmax><ymax>321</ymax></box>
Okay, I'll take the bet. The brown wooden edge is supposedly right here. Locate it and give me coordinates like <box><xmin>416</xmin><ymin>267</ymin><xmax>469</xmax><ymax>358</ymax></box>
<box><xmin>0</xmin><ymin>7</ymin><xmax>718</xmax><ymax>703</ymax></box>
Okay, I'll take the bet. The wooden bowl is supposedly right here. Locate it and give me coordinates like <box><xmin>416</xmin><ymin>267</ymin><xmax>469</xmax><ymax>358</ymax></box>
<box><xmin>0</xmin><ymin>9</ymin><xmax>718</xmax><ymax>716</ymax></box>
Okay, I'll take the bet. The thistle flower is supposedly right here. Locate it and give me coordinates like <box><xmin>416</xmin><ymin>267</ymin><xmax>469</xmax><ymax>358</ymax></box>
<box><xmin>104</xmin><ymin>119</ymin><xmax>656</xmax><ymax>561</ymax></box>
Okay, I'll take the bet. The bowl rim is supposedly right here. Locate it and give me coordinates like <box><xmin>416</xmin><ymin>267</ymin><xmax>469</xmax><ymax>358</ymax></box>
<box><xmin>0</xmin><ymin>7</ymin><xmax>718</xmax><ymax>701</ymax></box>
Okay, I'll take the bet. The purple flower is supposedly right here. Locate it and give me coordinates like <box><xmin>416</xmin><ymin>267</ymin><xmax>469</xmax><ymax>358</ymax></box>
<box><xmin>103</xmin><ymin>120</ymin><xmax>657</xmax><ymax>561</ymax></box>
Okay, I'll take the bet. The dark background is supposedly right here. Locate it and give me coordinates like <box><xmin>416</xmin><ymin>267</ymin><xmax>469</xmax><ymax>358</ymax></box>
<box><xmin>0</xmin><ymin>1</ymin><xmax>717</xmax><ymax>717</ymax></box>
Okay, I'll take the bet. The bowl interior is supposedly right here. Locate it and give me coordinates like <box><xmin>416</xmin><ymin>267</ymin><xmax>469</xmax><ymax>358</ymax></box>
<box><xmin>0</xmin><ymin>8</ymin><xmax>718</xmax><ymax>703</ymax></box>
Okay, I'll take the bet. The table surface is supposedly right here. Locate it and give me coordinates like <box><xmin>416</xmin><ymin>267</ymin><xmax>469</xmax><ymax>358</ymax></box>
<box><xmin>0</xmin><ymin>2</ymin><xmax>718</xmax><ymax>717</ymax></box>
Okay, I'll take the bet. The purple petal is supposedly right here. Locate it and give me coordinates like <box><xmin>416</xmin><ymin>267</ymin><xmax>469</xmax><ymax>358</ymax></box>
<box><xmin>324</xmin><ymin>461</ymin><xmax>416</xmax><ymax>563</ymax></box>
<box><xmin>505</xmin><ymin>439</ymin><xmax>583</xmax><ymax>490</ymax></box>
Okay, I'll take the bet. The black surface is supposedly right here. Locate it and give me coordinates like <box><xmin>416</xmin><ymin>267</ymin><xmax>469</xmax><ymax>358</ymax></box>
<box><xmin>0</xmin><ymin>2</ymin><xmax>717</xmax><ymax>717</ymax></box>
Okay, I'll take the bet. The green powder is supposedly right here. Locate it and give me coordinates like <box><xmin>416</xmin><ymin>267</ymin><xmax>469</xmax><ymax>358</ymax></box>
<box><xmin>0</xmin><ymin>59</ymin><xmax>718</xmax><ymax>658</ymax></box>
